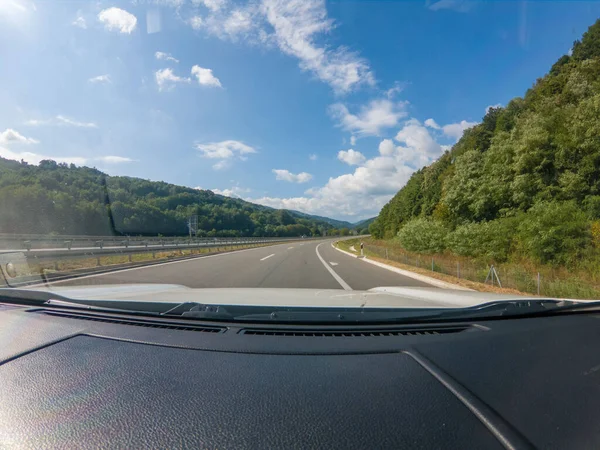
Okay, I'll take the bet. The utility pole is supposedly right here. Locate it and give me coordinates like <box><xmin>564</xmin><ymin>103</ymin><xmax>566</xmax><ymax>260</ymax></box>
<box><xmin>188</xmin><ymin>215</ymin><xmax>198</xmax><ymax>239</ymax></box>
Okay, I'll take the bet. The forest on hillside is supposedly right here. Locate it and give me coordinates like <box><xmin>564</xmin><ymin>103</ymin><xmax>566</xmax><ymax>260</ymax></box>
<box><xmin>0</xmin><ymin>158</ymin><xmax>353</xmax><ymax>237</ymax></box>
<box><xmin>370</xmin><ymin>19</ymin><xmax>600</xmax><ymax>268</ymax></box>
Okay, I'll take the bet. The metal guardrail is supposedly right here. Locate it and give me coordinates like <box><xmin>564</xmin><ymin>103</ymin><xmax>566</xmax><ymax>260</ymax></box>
<box><xmin>0</xmin><ymin>236</ymin><xmax>324</xmax><ymax>288</ymax></box>
<box><xmin>0</xmin><ymin>234</ymin><xmax>312</xmax><ymax>252</ymax></box>
<box><xmin>0</xmin><ymin>236</ymin><xmax>321</xmax><ymax>263</ymax></box>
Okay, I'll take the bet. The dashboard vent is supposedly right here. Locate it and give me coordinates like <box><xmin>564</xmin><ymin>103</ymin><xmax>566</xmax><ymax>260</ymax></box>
<box><xmin>37</xmin><ymin>310</ymin><xmax>226</xmax><ymax>333</ymax></box>
<box><xmin>239</xmin><ymin>325</ymin><xmax>472</xmax><ymax>337</ymax></box>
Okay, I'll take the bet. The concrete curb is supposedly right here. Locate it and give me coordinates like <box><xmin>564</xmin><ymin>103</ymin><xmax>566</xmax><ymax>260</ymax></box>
<box><xmin>331</xmin><ymin>243</ymin><xmax>358</xmax><ymax>258</ymax></box>
<box><xmin>332</xmin><ymin>242</ymin><xmax>473</xmax><ymax>291</ymax></box>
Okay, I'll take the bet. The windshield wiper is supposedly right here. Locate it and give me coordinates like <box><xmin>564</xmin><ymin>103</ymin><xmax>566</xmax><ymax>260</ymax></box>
<box><xmin>232</xmin><ymin>299</ymin><xmax>587</xmax><ymax>324</ymax></box>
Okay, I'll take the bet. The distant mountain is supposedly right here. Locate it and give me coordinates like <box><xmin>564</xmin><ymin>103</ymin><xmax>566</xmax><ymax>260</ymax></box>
<box><xmin>353</xmin><ymin>217</ymin><xmax>376</xmax><ymax>229</ymax></box>
<box><xmin>288</xmin><ymin>210</ymin><xmax>354</xmax><ymax>229</ymax></box>
<box><xmin>0</xmin><ymin>157</ymin><xmax>343</xmax><ymax>237</ymax></box>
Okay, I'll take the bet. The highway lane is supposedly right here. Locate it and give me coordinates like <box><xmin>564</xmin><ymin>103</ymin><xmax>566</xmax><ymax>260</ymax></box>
<box><xmin>49</xmin><ymin>239</ymin><xmax>435</xmax><ymax>290</ymax></box>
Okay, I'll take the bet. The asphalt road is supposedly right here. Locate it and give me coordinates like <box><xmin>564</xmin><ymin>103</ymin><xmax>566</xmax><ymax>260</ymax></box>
<box><xmin>52</xmin><ymin>239</ymin><xmax>434</xmax><ymax>290</ymax></box>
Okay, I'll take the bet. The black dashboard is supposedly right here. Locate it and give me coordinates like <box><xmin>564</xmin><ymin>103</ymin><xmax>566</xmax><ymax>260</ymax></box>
<box><xmin>1</xmin><ymin>302</ymin><xmax>599</xmax><ymax>449</ymax></box>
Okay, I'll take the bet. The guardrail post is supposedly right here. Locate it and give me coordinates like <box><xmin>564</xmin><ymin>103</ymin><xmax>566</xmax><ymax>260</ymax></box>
<box><xmin>23</xmin><ymin>240</ymin><xmax>31</xmax><ymax>251</ymax></box>
<box><xmin>96</xmin><ymin>240</ymin><xmax>103</xmax><ymax>249</ymax></box>
<box><xmin>64</xmin><ymin>240</ymin><xmax>72</xmax><ymax>250</ymax></box>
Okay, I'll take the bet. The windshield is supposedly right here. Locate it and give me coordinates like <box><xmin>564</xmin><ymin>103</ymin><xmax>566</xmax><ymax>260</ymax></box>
<box><xmin>2</xmin><ymin>0</ymin><xmax>600</xmax><ymax>318</ymax></box>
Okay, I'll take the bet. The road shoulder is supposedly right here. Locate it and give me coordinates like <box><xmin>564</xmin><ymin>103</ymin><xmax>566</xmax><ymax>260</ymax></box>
<box><xmin>332</xmin><ymin>242</ymin><xmax>473</xmax><ymax>291</ymax></box>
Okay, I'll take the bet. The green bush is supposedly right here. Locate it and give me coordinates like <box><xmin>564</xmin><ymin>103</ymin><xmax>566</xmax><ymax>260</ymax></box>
<box><xmin>446</xmin><ymin>217</ymin><xmax>518</xmax><ymax>262</ymax></box>
<box><xmin>396</xmin><ymin>218</ymin><xmax>448</xmax><ymax>253</ymax></box>
<box><xmin>517</xmin><ymin>201</ymin><xmax>591</xmax><ymax>265</ymax></box>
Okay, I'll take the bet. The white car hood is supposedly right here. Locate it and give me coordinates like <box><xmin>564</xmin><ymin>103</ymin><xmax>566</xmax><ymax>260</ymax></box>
<box><xmin>24</xmin><ymin>283</ymin><xmax>546</xmax><ymax>309</ymax></box>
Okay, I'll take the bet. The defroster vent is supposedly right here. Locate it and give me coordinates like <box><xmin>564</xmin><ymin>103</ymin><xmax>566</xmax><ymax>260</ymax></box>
<box><xmin>239</xmin><ymin>325</ymin><xmax>475</xmax><ymax>337</ymax></box>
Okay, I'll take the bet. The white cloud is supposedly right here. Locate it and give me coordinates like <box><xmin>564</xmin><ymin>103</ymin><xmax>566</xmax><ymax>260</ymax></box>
<box><xmin>0</xmin><ymin>148</ymin><xmax>132</xmax><ymax>166</ymax></box>
<box><xmin>196</xmin><ymin>140</ymin><xmax>255</xmax><ymax>159</ymax></box>
<box><xmin>272</xmin><ymin>169</ymin><xmax>312</xmax><ymax>183</ymax></box>
<box><xmin>385</xmin><ymin>81</ymin><xmax>405</xmax><ymax>99</ymax></box>
<box><xmin>424</xmin><ymin>118</ymin><xmax>440</xmax><ymax>129</ymax></box>
<box><xmin>25</xmin><ymin>116</ymin><xmax>97</xmax><ymax>128</ymax></box>
<box><xmin>88</xmin><ymin>74</ymin><xmax>111</xmax><ymax>84</ymax></box>
<box><xmin>442</xmin><ymin>119</ymin><xmax>478</xmax><ymax>140</ymax></box>
<box><xmin>56</xmin><ymin>115</ymin><xmax>97</xmax><ymax>128</ymax></box>
<box><xmin>428</xmin><ymin>0</ymin><xmax>474</xmax><ymax>13</ymax></box>
<box><xmin>223</xmin><ymin>8</ymin><xmax>254</xmax><ymax>36</ymax></box>
<box><xmin>72</xmin><ymin>15</ymin><xmax>86</xmax><ymax>29</ymax></box>
<box><xmin>200</xmin><ymin>0</ymin><xmax>227</xmax><ymax>12</ymax></box>
<box><xmin>349</xmin><ymin>135</ymin><xmax>357</xmax><ymax>146</ymax></box>
<box><xmin>378</xmin><ymin>139</ymin><xmax>395</xmax><ymax>156</ymax></box>
<box><xmin>309</xmin><ymin>153</ymin><xmax>318</xmax><ymax>161</ymax></box>
<box><xmin>337</xmin><ymin>149</ymin><xmax>365</xmax><ymax>166</ymax></box>
<box><xmin>210</xmin><ymin>186</ymin><xmax>251</xmax><ymax>198</ymax></box>
<box><xmin>0</xmin><ymin>128</ymin><xmax>39</xmax><ymax>145</ymax></box>
<box><xmin>330</xmin><ymin>99</ymin><xmax>407</xmax><ymax>136</ymax></box>
<box><xmin>196</xmin><ymin>140</ymin><xmax>256</xmax><ymax>170</ymax></box>
<box><xmin>262</xmin><ymin>0</ymin><xmax>375</xmax><ymax>93</ymax></box>
<box><xmin>248</xmin><ymin>119</ymin><xmax>446</xmax><ymax>219</ymax></box>
<box><xmin>485</xmin><ymin>103</ymin><xmax>502</xmax><ymax>114</ymax></box>
<box><xmin>191</xmin><ymin>65</ymin><xmax>222</xmax><ymax>87</ymax></box>
<box><xmin>155</xmin><ymin>51</ymin><xmax>179</xmax><ymax>63</ymax></box>
<box><xmin>184</xmin><ymin>0</ymin><xmax>374</xmax><ymax>94</ymax></box>
<box><xmin>98</xmin><ymin>7</ymin><xmax>137</xmax><ymax>34</ymax></box>
<box><xmin>212</xmin><ymin>160</ymin><xmax>231</xmax><ymax>170</ymax></box>
<box><xmin>155</xmin><ymin>68</ymin><xmax>190</xmax><ymax>91</ymax></box>
<box><xmin>96</xmin><ymin>156</ymin><xmax>134</xmax><ymax>164</ymax></box>
<box><xmin>189</xmin><ymin>15</ymin><xmax>203</xmax><ymax>29</ymax></box>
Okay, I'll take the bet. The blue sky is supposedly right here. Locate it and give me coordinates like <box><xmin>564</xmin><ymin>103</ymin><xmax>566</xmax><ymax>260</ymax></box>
<box><xmin>1</xmin><ymin>0</ymin><xmax>599</xmax><ymax>221</ymax></box>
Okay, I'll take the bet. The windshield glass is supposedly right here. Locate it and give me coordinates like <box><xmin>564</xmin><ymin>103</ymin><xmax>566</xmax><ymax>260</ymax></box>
<box><xmin>2</xmin><ymin>0</ymin><xmax>600</xmax><ymax>316</ymax></box>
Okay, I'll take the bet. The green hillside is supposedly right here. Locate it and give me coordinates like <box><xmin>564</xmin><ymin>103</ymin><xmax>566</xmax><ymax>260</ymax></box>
<box><xmin>353</xmin><ymin>217</ymin><xmax>376</xmax><ymax>231</ymax></box>
<box><xmin>0</xmin><ymin>158</ymin><xmax>340</xmax><ymax>237</ymax></box>
<box><xmin>370</xmin><ymin>19</ymin><xmax>600</xmax><ymax>267</ymax></box>
<box><xmin>289</xmin><ymin>210</ymin><xmax>353</xmax><ymax>229</ymax></box>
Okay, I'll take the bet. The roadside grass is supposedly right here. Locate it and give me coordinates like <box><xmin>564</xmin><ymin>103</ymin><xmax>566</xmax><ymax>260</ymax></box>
<box><xmin>335</xmin><ymin>238</ymin><xmax>600</xmax><ymax>299</ymax></box>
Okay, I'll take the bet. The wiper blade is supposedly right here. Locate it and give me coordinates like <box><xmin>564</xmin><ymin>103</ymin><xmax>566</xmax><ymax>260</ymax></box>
<box><xmin>233</xmin><ymin>299</ymin><xmax>581</xmax><ymax>324</ymax></box>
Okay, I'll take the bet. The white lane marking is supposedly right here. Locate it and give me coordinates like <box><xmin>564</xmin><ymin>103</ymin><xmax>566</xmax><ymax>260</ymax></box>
<box><xmin>260</xmin><ymin>253</ymin><xmax>275</xmax><ymax>261</ymax></box>
<box><xmin>329</xmin><ymin>262</ymin><xmax>339</xmax><ymax>266</ymax></box>
<box><xmin>316</xmin><ymin>243</ymin><xmax>352</xmax><ymax>291</ymax></box>
<box><xmin>36</xmin><ymin>243</ymin><xmax>297</xmax><ymax>287</ymax></box>
<box><xmin>288</xmin><ymin>247</ymin><xmax>294</xmax><ymax>250</ymax></box>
